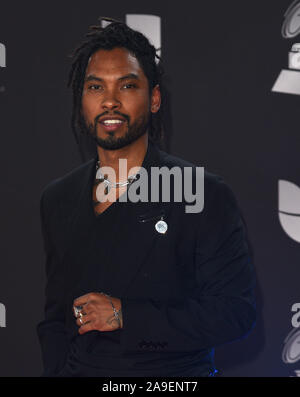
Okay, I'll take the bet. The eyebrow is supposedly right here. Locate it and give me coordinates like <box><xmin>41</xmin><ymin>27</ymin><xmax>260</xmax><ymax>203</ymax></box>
<box><xmin>84</xmin><ymin>73</ymin><xmax>139</xmax><ymax>83</ymax></box>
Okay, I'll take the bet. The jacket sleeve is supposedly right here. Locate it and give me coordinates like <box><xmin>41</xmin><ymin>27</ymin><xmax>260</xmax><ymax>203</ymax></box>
<box><xmin>36</xmin><ymin>190</ymin><xmax>70</xmax><ymax>376</ymax></box>
<box><xmin>120</xmin><ymin>179</ymin><xmax>256</xmax><ymax>352</ymax></box>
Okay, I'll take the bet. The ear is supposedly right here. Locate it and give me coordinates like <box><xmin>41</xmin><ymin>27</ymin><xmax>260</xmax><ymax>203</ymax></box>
<box><xmin>150</xmin><ymin>84</ymin><xmax>161</xmax><ymax>114</ymax></box>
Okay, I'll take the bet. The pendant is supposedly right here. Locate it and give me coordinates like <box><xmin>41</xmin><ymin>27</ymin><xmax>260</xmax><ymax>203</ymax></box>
<box><xmin>155</xmin><ymin>218</ymin><xmax>168</xmax><ymax>234</ymax></box>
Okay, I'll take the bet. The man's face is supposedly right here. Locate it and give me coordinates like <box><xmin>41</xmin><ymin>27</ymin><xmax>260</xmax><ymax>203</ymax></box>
<box><xmin>81</xmin><ymin>47</ymin><xmax>160</xmax><ymax>150</ymax></box>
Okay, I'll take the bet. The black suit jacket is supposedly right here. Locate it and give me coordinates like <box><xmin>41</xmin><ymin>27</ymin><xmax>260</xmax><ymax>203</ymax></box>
<box><xmin>37</xmin><ymin>140</ymin><xmax>256</xmax><ymax>376</ymax></box>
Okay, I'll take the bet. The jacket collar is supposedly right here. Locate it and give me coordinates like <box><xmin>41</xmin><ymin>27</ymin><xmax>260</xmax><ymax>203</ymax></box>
<box><xmin>63</xmin><ymin>139</ymin><xmax>172</xmax><ymax>336</ymax></box>
<box><xmin>63</xmin><ymin>139</ymin><xmax>164</xmax><ymax>231</ymax></box>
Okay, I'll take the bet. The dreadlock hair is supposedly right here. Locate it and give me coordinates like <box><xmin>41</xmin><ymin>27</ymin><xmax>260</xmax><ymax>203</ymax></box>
<box><xmin>67</xmin><ymin>16</ymin><xmax>165</xmax><ymax>156</ymax></box>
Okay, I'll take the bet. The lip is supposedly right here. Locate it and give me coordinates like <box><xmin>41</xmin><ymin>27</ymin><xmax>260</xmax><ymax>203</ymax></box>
<box><xmin>98</xmin><ymin>116</ymin><xmax>126</xmax><ymax>123</ymax></box>
<box><xmin>98</xmin><ymin>118</ymin><xmax>125</xmax><ymax>132</ymax></box>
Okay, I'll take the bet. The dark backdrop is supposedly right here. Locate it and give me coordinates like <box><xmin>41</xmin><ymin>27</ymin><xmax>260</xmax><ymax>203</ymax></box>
<box><xmin>0</xmin><ymin>0</ymin><xmax>299</xmax><ymax>376</ymax></box>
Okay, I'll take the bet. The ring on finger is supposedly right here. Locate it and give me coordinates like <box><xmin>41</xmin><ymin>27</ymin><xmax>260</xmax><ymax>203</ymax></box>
<box><xmin>79</xmin><ymin>317</ymin><xmax>84</xmax><ymax>325</ymax></box>
<box><xmin>74</xmin><ymin>305</ymin><xmax>83</xmax><ymax>318</ymax></box>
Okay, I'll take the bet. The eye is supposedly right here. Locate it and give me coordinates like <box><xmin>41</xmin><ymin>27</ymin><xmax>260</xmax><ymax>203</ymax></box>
<box><xmin>88</xmin><ymin>84</ymin><xmax>102</xmax><ymax>90</ymax></box>
<box><xmin>122</xmin><ymin>83</ymin><xmax>137</xmax><ymax>89</ymax></box>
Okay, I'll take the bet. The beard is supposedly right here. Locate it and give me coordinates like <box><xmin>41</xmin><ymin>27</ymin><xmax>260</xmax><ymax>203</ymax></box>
<box><xmin>82</xmin><ymin>110</ymin><xmax>151</xmax><ymax>150</ymax></box>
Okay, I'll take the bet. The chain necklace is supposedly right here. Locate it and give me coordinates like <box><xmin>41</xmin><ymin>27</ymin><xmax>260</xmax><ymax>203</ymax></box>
<box><xmin>95</xmin><ymin>160</ymin><xmax>138</xmax><ymax>195</ymax></box>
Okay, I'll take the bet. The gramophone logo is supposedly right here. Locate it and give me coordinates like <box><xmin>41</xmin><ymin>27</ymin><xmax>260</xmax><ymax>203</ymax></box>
<box><xmin>272</xmin><ymin>0</ymin><xmax>300</xmax><ymax>95</ymax></box>
<box><xmin>101</xmin><ymin>14</ymin><xmax>161</xmax><ymax>61</ymax></box>
<box><xmin>282</xmin><ymin>304</ymin><xmax>300</xmax><ymax>376</ymax></box>
<box><xmin>278</xmin><ymin>180</ymin><xmax>300</xmax><ymax>243</ymax></box>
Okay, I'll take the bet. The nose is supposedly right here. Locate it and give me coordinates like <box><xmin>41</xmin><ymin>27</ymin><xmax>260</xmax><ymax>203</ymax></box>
<box><xmin>101</xmin><ymin>90</ymin><xmax>121</xmax><ymax>112</ymax></box>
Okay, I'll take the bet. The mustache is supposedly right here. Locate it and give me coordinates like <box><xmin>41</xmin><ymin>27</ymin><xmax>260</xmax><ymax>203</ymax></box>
<box><xmin>95</xmin><ymin>111</ymin><xmax>130</xmax><ymax>124</ymax></box>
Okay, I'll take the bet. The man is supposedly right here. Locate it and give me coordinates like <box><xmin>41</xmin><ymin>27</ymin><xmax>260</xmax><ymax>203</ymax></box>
<box><xmin>36</xmin><ymin>17</ymin><xmax>256</xmax><ymax>377</ymax></box>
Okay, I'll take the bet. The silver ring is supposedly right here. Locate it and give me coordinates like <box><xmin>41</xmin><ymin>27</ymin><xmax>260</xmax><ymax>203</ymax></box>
<box><xmin>74</xmin><ymin>305</ymin><xmax>83</xmax><ymax>318</ymax></box>
<box><xmin>79</xmin><ymin>317</ymin><xmax>84</xmax><ymax>325</ymax></box>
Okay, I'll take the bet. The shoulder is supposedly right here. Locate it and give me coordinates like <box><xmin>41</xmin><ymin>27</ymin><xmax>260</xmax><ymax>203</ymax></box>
<box><xmin>157</xmin><ymin>147</ymin><xmax>241</xmax><ymax>218</ymax></box>
<box><xmin>40</xmin><ymin>157</ymin><xmax>94</xmax><ymax>211</ymax></box>
<box><xmin>157</xmin><ymin>146</ymin><xmax>229</xmax><ymax>196</ymax></box>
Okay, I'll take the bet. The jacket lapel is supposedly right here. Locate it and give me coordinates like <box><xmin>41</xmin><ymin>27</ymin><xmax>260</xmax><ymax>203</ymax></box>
<box><xmin>62</xmin><ymin>140</ymin><xmax>172</xmax><ymax>300</ymax></box>
<box><xmin>103</xmin><ymin>140</ymin><xmax>172</xmax><ymax>296</ymax></box>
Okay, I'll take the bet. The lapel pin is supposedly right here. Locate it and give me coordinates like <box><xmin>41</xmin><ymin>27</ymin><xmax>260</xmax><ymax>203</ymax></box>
<box><xmin>155</xmin><ymin>217</ymin><xmax>168</xmax><ymax>234</ymax></box>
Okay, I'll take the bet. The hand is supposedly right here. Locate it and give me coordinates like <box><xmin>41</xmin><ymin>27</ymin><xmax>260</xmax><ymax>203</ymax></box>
<box><xmin>73</xmin><ymin>292</ymin><xmax>123</xmax><ymax>335</ymax></box>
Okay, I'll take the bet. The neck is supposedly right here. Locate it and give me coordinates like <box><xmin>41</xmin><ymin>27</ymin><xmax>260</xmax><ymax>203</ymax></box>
<box><xmin>96</xmin><ymin>134</ymin><xmax>148</xmax><ymax>182</ymax></box>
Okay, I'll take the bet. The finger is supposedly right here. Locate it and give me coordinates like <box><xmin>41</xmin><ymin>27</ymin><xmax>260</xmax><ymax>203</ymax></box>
<box><xmin>73</xmin><ymin>292</ymin><xmax>103</xmax><ymax>307</ymax></box>
<box><xmin>78</xmin><ymin>319</ymin><xmax>95</xmax><ymax>335</ymax></box>
<box><xmin>81</xmin><ymin>302</ymin><xmax>93</xmax><ymax>314</ymax></box>
<box><xmin>73</xmin><ymin>293</ymin><xmax>93</xmax><ymax>307</ymax></box>
<box><xmin>73</xmin><ymin>305</ymin><xmax>89</xmax><ymax>318</ymax></box>
<box><xmin>73</xmin><ymin>305</ymin><xmax>85</xmax><ymax>318</ymax></box>
<box><xmin>76</xmin><ymin>313</ymin><xmax>93</xmax><ymax>327</ymax></box>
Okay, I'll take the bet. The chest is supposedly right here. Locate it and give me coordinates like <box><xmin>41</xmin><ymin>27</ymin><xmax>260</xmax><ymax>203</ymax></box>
<box><xmin>92</xmin><ymin>180</ymin><xmax>127</xmax><ymax>216</ymax></box>
<box><xmin>62</xmin><ymin>183</ymin><xmax>200</xmax><ymax>301</ymax></box>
